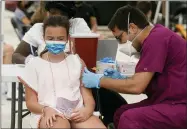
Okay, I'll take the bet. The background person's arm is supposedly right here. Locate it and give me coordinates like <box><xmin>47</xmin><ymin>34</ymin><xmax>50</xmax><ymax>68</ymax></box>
<box><xmin>15</xmin><ymin>8</ymin><xmax>31</xmax><ymax>26</ymax></box>
<box><xmin>88</xmin><ymin>5</ymin><xmax>98</xmax><ymax>32</ymax></box>
<box><xmin>22</xmin><ymin>17</ymin><xmax>31</xmax><ymax>26</ymax></box>
<box><xmin>12</xmin><ymin>23</ymin><xmax>41</xmax><ymax>64</ymax></box>
<box><xmin>90</xmin><ymin>16</ymin><xmax>98</xmax><ymax>33</ymax></box>
<box><xmin>12</xmin><ymin>40</ymin><xmax>37</xmax><ymax>64</ymax></box>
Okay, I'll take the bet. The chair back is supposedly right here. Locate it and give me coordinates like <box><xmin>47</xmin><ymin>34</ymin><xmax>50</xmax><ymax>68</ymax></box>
<box><xmin>11</xmin><ymin>17</ymin><xmax>23</xmax><ymax>41</ymax></box>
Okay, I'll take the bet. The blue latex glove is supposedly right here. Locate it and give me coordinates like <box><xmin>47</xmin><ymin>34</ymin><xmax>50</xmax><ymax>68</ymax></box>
<box><xmin>82</xmin><ymin>68</ymin><xmax>103</xmax><ymax>89</ymax></box>
<box><xmin>103</xmin><ymin>68</ymin><xmax>127</xmax><ymax>79</ymax></box>
<box><xmin>100</xmin><ymin>57</ymin><xmax>115</xmax><ymax>63</ymax></box>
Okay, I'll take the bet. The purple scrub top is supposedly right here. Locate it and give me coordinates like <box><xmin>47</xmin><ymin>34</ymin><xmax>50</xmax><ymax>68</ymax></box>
<box><xmin>135</xmin><ymin>24</ymin><xmax>187</xmax><ymax>104</ymax></box>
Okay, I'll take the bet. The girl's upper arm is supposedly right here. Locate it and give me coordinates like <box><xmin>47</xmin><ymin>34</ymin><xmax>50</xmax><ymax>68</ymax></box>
<box><xmin>24</xmin><ymin>85</ymin><xmax>38</xmax><ymax>102</ymax></box>
<box><xmin>79</xmin><ymin>60</ymin><xmax>95</xmax><ymax>108</ymax></box>
<box><xmin>18</xmin><ymin>62</ymin><xmax>38</xmax><ymax>103</ymax></box>
<box><xmin>79</xmin><ymin>58</ymin><xmax>94</xmax><ymax>100</ymax></box>
<box><xmin>80</xmin><ymin>59</ymin><xmax>86</xmax><ymax>77</ymax></box>
<box><xmin>18</xmin><ymin>60</ymin><xmax>38</xmax><ymax>93</ymax></box>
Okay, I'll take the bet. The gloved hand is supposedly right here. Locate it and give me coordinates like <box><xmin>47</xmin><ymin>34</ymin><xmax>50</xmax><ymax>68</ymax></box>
<box><xmin>103</xmin><ymin>68</ymin><xmax>127</xmax><ymax>79</ymax></box>
<box><xmin>100</xmin><ymin>57</ymin><xmax>115</xmax><ymax>63</ymax></box>
<box><xmin>82</xmin><ymin>68</ymin><xmax>103</xmax><ymax>89</ymax></box>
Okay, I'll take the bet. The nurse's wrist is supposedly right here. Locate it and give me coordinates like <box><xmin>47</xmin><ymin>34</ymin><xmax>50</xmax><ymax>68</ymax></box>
<box><xmin>97</xmin><ymin>76</ymin><xmax>105</xmax><ymax>88</ymax></box>
<box><xmin>96</xmin><ymin>75</ymin><xmax>104</xmax><ymax>88</ymax></box>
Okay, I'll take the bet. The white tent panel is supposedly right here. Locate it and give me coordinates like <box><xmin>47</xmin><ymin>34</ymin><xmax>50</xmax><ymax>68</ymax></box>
<box><xmin>0</xmin><ymin>0</ymin><xmax>5</xmax><ymax>128</ymax></box>
<box><xmin>0</xmin><ymin>0</ymin><xmax>5</xmax><ymax>65</ymax></box>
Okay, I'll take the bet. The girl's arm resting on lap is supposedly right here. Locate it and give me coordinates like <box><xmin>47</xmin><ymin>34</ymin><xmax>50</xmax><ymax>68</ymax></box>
<box><xmin>80</xmin><ymin>86</ymin><xmax>95</xmax><ymax>116</ymax></box>
<box><xmin>80</xmin><ymin>59</ymin><xmax>95</xmax><ymax>115</ymax></box>
<box><xmin>24</xmin><ymin>83</ymin><xmax>65</xmax><ymax>128</ymax></box>
<box><xmin>18</xmin><ymin>77</ymin><xmax>44</xmax><ymax>115</ymax></box>
<box><xmin>25</xmin><ymin>85</ymin><xmax>44</xmax><ymax>115</ymax></box>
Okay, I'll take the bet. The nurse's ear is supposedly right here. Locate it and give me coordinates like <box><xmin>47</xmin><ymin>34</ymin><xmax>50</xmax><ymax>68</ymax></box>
<box><xmin>129</xmin><ymin>23</ymin><xmax>139</xmax><ymax>34</ymax></box>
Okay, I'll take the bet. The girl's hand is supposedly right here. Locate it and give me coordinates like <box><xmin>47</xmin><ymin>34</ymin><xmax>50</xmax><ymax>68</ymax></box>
<box><xmin>70</xmin><ymin>107</ymin><xmax>92</xmax><ymax>123</ymax></box>
<box><xmin>43</xmin><ymin>107</ymin><xmax>65</xmax><ymax>127</ymax></box>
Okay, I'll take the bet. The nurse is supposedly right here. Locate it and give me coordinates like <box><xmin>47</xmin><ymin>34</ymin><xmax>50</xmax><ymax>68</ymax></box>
<box><xmin>82</xmin><ymin>5</ymin><xmax>187</xmax><ymax>129</ymax></box>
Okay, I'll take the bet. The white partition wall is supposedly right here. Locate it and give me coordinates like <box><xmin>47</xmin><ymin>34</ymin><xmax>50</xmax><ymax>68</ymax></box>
<box><xmin>0</xmin><ymin>2</ymin><xmax>5</xmax><ymax>127</ymax></box>
<box><xmin>0</xmin><ymin>0</ymin><xmax>5</xmax><ymax>62</ymax></box>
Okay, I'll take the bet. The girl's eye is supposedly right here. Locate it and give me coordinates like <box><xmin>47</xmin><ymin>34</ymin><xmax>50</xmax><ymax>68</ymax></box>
<box><xmin>47</xmin><ymin>38</ymin><xmax>53</xmax><ymax>40</ymax></box>
<box><xmin>58</xmin><ymin>38</ymin><xmax>64</xmax><ymax>41</ymax></box>
<box><xmin>57</xmin><ymin>36</ymin><xmax>65</xmax><ymax>41</ymax></box>
<box><xmin>46</xmin><ymin>36</ymin><xmax>54</xmax><ymax>40</ymax></box>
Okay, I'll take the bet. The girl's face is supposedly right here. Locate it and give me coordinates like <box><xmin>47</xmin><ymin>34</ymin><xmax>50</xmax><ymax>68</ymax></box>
<box><xmin>44</xmin><ymin>26</ymin><xmax>68</xmax><ymax>43</ymax></box>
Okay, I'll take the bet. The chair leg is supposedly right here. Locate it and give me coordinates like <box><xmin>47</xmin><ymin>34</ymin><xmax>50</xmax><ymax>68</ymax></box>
<box><xmin>22</xmin><ymin>111</ymin><xmax>31</xmax><ymax>118</ymax></box>
<box><xmin>15</xmin><ymin>109</ymin><xmax>29</xmax><ymax>113</ymax></box>
<box><xmin>18</xmin><ymin>83</ymin><xmax>23</xmax><ymax>129</ymax></box>
<box><xmin>10</xmin><ymin>82</ymin><xmax>16</xmax><ymax>129</ymax></box>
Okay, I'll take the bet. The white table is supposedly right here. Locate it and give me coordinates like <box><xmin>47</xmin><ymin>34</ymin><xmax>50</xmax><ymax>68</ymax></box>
<box><xmin>2</xmin><ymin>64</ymin><xmax>24</xmax><ymax>82</ymax></box>
<box><xmin>1</xmin><ymin>64</ymin><xmax>25</xmax><ymax>129</ymax></box>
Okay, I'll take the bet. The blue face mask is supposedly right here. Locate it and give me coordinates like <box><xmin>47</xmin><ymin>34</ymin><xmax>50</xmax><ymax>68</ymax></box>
<box><xmin>45</xmin><ymin>40</ymin><xmax>66</xmax><ymax>55</ymax></box>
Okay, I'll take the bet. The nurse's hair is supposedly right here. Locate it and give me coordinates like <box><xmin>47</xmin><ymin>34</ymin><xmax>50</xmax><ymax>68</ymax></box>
<box><xmin>108</xmin><ymin>5</ymin><xmax>149</xmax><ymax>32</ymax></box>
<box><xmin>43</xmin><ymin>15</ymin><xmax>70</xmax><ymax>36</ymax></box>
<box><xmin>136</xmin><ymin>1</ymin><xmax>152</xmax><ymax>16</ymax></box>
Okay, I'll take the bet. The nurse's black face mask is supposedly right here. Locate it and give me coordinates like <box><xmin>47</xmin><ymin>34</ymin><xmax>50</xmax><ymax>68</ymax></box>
<box><xmin>115</xmin><ymin>31</ymin><xmax>124</xmax><ymax>43</ymax></box>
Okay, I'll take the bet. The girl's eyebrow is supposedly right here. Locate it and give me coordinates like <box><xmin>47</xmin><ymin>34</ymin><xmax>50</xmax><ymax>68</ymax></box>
<box><xmin>57</xmin><ymin>36</ymin><xmax>65</xmax><ymax>38</ymax></box>
<box><xmin>47</xmin><ymin>36</ymin><xmax>54</xmax><ymax>38</ymax></box>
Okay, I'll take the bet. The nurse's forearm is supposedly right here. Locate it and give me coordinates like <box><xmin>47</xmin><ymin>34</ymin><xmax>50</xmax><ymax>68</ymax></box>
<box><xmin>99</xmin><ymin>77</ymin><xmax>140</xmax><ymax>94</ymax></box>
<box><xmin>100</xmin><ymin>72</ymin><xmax>154</xmax><ymax>94</ymax></box>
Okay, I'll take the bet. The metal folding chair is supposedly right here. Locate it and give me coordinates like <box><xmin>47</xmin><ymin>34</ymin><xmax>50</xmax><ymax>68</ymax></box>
<box><xmin>10</xmin><ymin>17</ymin><xmax>31</xmax><ymax>41</ymax></box>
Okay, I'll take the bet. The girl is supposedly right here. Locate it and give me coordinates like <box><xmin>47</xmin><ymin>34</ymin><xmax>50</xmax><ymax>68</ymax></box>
<box><xmin>18</xmin><ymin>15</ymin><xmax>106</xmax><ymax>129</ymax></box>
